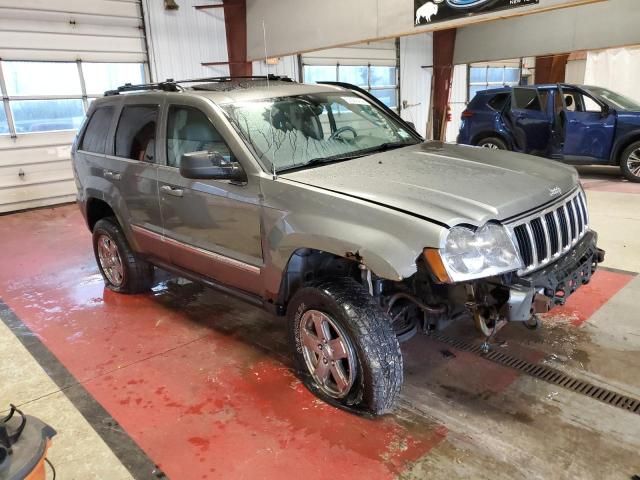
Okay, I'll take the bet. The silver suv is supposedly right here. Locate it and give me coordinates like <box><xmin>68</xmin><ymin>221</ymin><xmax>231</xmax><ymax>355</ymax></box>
<box><xmin>72</xmin><ymin>76</ymin><xmax>604</xmax><ymax>415</ymax></box>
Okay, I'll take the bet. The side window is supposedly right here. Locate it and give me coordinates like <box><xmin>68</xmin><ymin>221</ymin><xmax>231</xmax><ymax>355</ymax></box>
<box><xmin>166</xmin><ymin>106</ymin><xmax>232</xmax><ymax>168</ymax></box>
<box><xmin>513</xmin><ymin>88</ymin><xmax>542</xmax><ymax>112</ymax></box>
<box><xmin>488</xmin><ymin>93</ymin><xmax>510</xmax><ymax>111</ymax></box>
<box><xmin>114</xmin><ymin>105</ymin><xmax>158</xmax><ymax>162</ymax></box>
<box><xmin>79</xmin><ymin>106</ymin><xmax>114</xmax><ymax>154</ymax></box>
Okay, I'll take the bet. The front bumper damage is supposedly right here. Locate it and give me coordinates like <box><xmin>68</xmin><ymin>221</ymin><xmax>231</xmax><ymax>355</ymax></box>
<box><xmin>505</xmin><ymin>230</ymin><xmax>605</xmax><ymax>322</ymax></box>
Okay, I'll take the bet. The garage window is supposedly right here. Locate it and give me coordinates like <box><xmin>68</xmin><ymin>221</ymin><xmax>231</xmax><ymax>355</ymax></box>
<box><xmin>468</xmin><ymin>65</ymin><xmax>521</xmax><ymax>101</ymax></box>
<box><xmin>0</xmin><ymin>60</ymin><xmax>145</xmax><ymax>136</ymax></box>
<box><xmin>303</xmin><ymin>64</ymin><xmax>399</xmax><ymax>110</ymax></box>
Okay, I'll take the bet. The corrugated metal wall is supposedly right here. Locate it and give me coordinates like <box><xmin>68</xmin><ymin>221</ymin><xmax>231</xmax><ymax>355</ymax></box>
<box><xmin>0</xmin><ymin>0</ymin><xmax>147</xmax><ymax>213</ymax></box>
<box><xmin>142</xmin><ymin>0</ymin><xmax>229</xmax><ymax>81</ymax></box>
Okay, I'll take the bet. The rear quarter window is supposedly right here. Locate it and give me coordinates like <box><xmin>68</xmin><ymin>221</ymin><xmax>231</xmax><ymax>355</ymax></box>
<box><xmin>79</xmin><ymin>106</ymin><xmax>115</xmax><ymax>154</ymax></box>
<box><xmin>487</xmin><ymin>93</ymin><xmax>510</xmax><ymax>111</ymax></box>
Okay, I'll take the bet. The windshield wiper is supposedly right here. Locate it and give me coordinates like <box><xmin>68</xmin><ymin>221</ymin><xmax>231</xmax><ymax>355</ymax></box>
<box><xmin>277</xmin><ymin>141</ymin><xmax>417</xmax><ymax>174</ymax></box>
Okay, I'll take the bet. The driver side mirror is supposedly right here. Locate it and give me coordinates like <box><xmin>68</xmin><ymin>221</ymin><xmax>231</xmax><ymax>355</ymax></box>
<box><xmin>180</xmin><ymin>151</ymin><xmax>246</xmax><ymax>183</ymax></box>
<box><xmin>601</xmin><ymin>103</ymin><xmax>611</xmax><ymax>117</ymax></box>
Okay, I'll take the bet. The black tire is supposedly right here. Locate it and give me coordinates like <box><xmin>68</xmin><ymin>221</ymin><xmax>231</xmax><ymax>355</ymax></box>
<box><xmin>620</xmin><ymin>140</ymin><xmax>640</xmax><ymax>183</ymax></box>
<box><xmin>287</xmin><ymin>278</ymin><xmax>403</xmax><ymax>415</ymax></box>
<box><xmin>476</xmin><ymin>136</ymin><xmax>508</xmax><ymax>150</ymax></box>
<box><xmin>92</xmin><ymin>217</ymin><xmax>154</xmax><ymax>293</ymax></box>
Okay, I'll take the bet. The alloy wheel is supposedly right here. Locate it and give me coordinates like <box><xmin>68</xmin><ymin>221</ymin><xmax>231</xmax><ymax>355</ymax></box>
<box><xmin>480</xmin><ymin>142</ymin><xmax>500</xmax><ymax>149</ymax></box>
<box><xmin>627</xmin><ymin>148</ymin><xmax>640</xmax><ymax>179</ymax></box>
<box><xmin>298</xmin><ymin>309</ymin><xmax>357</xmax><ymax>398</ymax></box>
<box><xmin>97</xmin><ymin>234</ymin><xmax>124</xmax><ymax>286</ymax></box>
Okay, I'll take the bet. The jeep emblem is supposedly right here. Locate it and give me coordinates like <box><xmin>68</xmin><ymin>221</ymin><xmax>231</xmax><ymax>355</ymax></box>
<box><xmin>549</xmin><ymin>186</ymin><xmax>562</xmax><ymax>197</ymax></box>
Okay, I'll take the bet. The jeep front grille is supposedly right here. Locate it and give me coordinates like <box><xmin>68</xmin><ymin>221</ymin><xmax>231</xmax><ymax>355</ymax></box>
<box><xmin>508</xmin><ymin>189</ymin><xmax>589</xmax><ymax>275</ymax></box>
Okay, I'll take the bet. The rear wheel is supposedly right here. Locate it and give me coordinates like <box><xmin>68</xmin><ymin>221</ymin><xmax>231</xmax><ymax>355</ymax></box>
<box><xmin>92</xmin><ymin>217</ymin><xmax>154</xmax><ymax>293</ymax></box>
<box><xmin>477</xmin><ymin>137</ymin><xmax>508</xmax><ymax>150</ymax></box>
<box><xmin>621</xmin><ymin>141</ymin><xmax>640</xmax><ymax>183</ymax></box>
<box><xmin>287</xmin><ymin>278</ymin><xmax>403</xmax><ymax>415</ymax></box>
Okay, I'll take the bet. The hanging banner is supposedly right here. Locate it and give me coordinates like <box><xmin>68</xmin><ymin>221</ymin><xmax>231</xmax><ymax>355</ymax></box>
<box><xmin>415</xmin><ymin>0</ymin><xmax>540</xmax><ymax>26</ymax></box>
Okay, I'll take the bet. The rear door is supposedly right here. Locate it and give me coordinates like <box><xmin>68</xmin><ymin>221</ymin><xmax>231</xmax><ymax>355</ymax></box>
<box><xmin>157</xmin><ymin>99</ymin><xmax>263</xmax><ymax>294</ymax></box>
<box><xmin>508</xmin><ymin>87</ymin><xmax>552</xmax><ymax>155</ymax></box>
<box><xmin>110</xmin><ymin>98</ymin><xmax>168</xmax><ymax>260</ymax></box>
<box><xmin>558</xmin><ymin>85</ymin><xmax>616</xmax><ymax>162</ymax></box>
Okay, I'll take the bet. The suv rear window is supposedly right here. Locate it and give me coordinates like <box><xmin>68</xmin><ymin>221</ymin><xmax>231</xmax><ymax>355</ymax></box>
<box><xmin>487</xmin><ymin>93</ymin><xmax>509</xmax><ymax>111</ymax></box>
<box><xmin>79</xmin><ymin>106</ymin><xmax>114</xmax><ymax>154</ymax></box>
<box><xmin>115</xmin><ymin>105</ymin><xmax>158</xmax><ymax>162</ymax></box>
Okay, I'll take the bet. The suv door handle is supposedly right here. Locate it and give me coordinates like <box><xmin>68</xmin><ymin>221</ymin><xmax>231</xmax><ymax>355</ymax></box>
<box><xmin>160</xmin><ymin>185</ymin><xmax>184</xmax><ymax>197</ymax></box>
<box><xmin>103</xmin><ymin>170</ymin><xmax>121</xmax><ymax>181</ymax></box>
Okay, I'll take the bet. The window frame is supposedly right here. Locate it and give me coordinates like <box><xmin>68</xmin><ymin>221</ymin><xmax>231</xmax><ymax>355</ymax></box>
<box><xmin>0</xmin><ymin>60</ymin><xmax>146</xmax><ymax>137</ymax></box>
<box><xmin>302</xmin><ymin>63</ymin><xmax>400</xmax><ymax>111</ymax></box>
<box><xmin>113</xmin><ymin>103</ymin><xmax>161</xmax><ymax>163</ymax></box>
<box><xmin>165</xmin><ymin>104</ymin><xmax>237</xmax><ymax>170</ymax></box>
<box><xmin>468</xmin><ymin>64</ymin><xmax>522</xmax><ymax>103</ymax></box>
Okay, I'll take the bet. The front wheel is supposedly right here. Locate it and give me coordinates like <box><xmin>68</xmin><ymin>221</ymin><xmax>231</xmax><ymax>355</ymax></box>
<box><xmin>287</xmin><ymin>278</ymin><xmax>403</xmax><ymax>415</ymax></box>
<box><xmin>621</xmin><ymin>141</ymin><xmax>640</xmax><ymax>183</ymax></box>
<box><xmin>477</xmin><ymin>136</ymin><xmax>508</xmax><ymax>150</ymax></box>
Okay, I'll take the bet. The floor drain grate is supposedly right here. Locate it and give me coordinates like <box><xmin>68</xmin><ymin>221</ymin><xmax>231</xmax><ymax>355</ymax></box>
<box><xmin>428</xmin><ymin>332</ymin><xmax>640</xmax><ymax>415</ymax></box>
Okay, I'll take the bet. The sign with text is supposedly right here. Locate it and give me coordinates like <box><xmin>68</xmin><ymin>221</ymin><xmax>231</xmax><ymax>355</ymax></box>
<box><xmin>415</xmin><ymin>0</ymin><xmax>540</xmax><ymax>26</ymax></box>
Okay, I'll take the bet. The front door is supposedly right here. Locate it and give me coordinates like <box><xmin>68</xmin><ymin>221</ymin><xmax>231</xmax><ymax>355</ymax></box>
<box><xmin>157</xmin><ymin>103</ymin><xmax>263</xmax><ymax>294</ymax></box>
<box><xmin>558</xmin><ymin>85</ymin><xmax>616</xmax><ymax>162</ymax></box>
<box><xmin>508</xmin><ymin>87</ymin><xmax>552</xmax><ymax>156</ymax></box>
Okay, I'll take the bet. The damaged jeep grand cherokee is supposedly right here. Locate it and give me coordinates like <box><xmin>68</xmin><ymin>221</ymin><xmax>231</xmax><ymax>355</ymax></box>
<box><xmin>72</xmin><ymin>76</ymin><xmax>604</xmax><ymax>415</ymax></box>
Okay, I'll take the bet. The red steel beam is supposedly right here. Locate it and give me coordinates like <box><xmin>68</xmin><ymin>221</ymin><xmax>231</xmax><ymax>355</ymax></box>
<box><xmin>432</xmin><ymin>28</ymin><xmax>456</xmax><ymax>141</ymax></box>
<box><xmin>222</xmin><ymin>0</ymin><xmax>251</xmax><ymax>76</ymax></box>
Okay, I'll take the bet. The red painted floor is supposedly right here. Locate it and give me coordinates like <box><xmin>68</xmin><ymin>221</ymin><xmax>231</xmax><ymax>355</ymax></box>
<box><xmin>0</xmin><ymin>206</ymin><xmax>445</xmax><ymax>480</ymax></box>
<box><xmin>0</xmin><ymin>205</ymin><xmax>633</xmax><ymax>479</ymax></box>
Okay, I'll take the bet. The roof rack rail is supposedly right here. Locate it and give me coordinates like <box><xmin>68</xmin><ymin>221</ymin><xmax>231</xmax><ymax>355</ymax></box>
<box><xmin>171</xmin><ymin>74</ymin><xmax>294</xmax><ymax>84</ymax></box>
<box><xmin>104</xmin><ymin>81</ymin><xmax>181</xmax><ymax>96</ymax></box>
<box><xmin>104</xmin><ymin>74</ymin><xmax>294</xmax><ymax>96</ymax></box>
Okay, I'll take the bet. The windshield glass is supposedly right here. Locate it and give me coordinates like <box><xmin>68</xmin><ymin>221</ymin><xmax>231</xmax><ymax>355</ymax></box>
<box><xmin>221</xmin><ymin>92</ymin><xmax>418</xmax><ymax>172</ymax></box>
<box><xmin>587</xmin><ymin>86</ymin><xmax>640</xmax><ymax>111</ymax></box>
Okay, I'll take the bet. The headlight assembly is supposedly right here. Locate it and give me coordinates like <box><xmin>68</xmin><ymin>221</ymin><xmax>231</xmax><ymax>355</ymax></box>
<box><xmin>426</xmin><ymin>223</ymin><xmax>523</xmax><ymax>283</ymax></box>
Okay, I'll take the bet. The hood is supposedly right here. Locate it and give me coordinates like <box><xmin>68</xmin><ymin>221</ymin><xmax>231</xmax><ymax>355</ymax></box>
<box><xmin>280</xmin><ymin>142</ymin><xmax>579</xmax><ymax>227</ymax></box>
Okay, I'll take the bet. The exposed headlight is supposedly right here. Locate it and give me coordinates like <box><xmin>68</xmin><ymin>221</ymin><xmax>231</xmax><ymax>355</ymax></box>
<box><xmin>435</xmin><ymin>223</ymin><xmax>523</xmax><ymax>282</ymax></box>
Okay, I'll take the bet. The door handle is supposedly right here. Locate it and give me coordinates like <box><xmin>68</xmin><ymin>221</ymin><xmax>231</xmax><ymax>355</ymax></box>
<box><xmin>161</xmin><ymin>185</ymin><xmax>184</xmax><ymax>197</ymax></box>
<box><xmin>103</xmin><ymin>170</ymin><xmax>121</xmax><ymax>181</ymax></box>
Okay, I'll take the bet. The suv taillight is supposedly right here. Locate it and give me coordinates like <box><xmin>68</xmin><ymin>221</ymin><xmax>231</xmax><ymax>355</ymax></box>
<box><xmin>461</xmin><ymin>110</ymin><xmax>474</xmax><ymax>118</ymax></box>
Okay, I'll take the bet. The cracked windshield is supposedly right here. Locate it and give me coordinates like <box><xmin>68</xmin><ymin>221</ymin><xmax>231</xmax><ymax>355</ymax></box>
<box><xmin>222</xmin><ymin>92</ymin><xmax>417</xmax><ymax>172</ymax></box>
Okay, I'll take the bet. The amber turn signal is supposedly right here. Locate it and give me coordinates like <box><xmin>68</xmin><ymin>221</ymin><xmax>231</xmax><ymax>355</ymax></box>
<box><xmin>423</xmin><ymin>248</ymin><xmax>451</xmax><ymax>283</ymax></box>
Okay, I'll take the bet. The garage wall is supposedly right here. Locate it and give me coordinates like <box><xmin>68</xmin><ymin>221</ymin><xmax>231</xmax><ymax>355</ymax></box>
<box><xmin>0</xmin><ymin>0</ymin><xmax>147</xmax><ymax>213</ymax></box>
<box><xmin>246</xmin><ymin>0</ymin><xmax>602</xmax><ymax>61</ymax></box>
<box><xmin>399</xmin><ymin>33</ymin><xmax>433</xmax><ymax>138</ymax></box>
<box><xmin>252</xmin><ymin>55</ymin><xmax>299</xmax><ymax>80</ymax></box>
<box><xmin>141</xmin><ymin>0</ymin><xmax>229</xmax><ymax>82</ymax></box>
<box><xmin>585</xmin><ymin>46</ymin><xmax>640</xmax><ymax>104</ymax></box>
<box><xmin>455</xmin><ymin>0</ymin><xmax>640</xmax><ymax>64</ymax></box>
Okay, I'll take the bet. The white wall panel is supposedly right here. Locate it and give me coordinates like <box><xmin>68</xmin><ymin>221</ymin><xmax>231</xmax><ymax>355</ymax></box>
<box><xmin>399</xmin><ymin>33</ymin><xmax>432</xmax><ymax>138</ymax></box>
<box><xmin>142</xmin><ymin>0</ymin><xmax>229</xmax><ymax>82</ymax></box>
<box><xmin>565</xmin><ymin>58</ymin><xmax>587</xmax><ymax>84</ymax></box>
<box><xmin>446</xmin><ymin>64</ymin><xmax>468</xmax><ymax>143</ymax></box>
<box><xmin>585</xmin><ymin>46</ymin><xmax>640</xmax><ymax>104</ymax></box>
<box><xmin>303</xmin><ymin>40</ymin><xmax>397</xmax><ymax>67</ymax></box>
<box><xmin>252</xmin><ymin>55</ymin><xmax>299</xmax><ymax>80</ymax></box>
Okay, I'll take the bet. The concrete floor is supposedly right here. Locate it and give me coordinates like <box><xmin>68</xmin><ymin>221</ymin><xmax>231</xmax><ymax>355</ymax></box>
<box><xmin>0</xmin><ymin>165</ymin><xmax>639</xmax><ymax>479</ymax></box>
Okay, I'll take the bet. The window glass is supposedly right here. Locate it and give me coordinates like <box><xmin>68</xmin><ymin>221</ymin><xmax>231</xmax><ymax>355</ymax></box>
<box><xmin>11</xmin><ymin>99</ymin><xmax>85</xmax><ymax>133</ymax></box>
<box><xmin>222</xmin><ymin>92</ymin><xmax>416</xmax><ymax>173</ymax></box>
<box><xmin>83</xmin><ymin>63</ymin><xmax>145</xmax><ymax>95</ymax></box>
<box><xmin>583</xmin><ymin>95</ymin><xmax>601</xmax><ymax>113</ymax></box>
<box><xmin>370</xmin><ymin>66</ymin><xmax>396</xmax><ymax>87</ymax></box>
<box><xmin>80</xmin><ymin>107</ymin><xmax>115</xmax><ymax>154</ymax></box>
<box><xmin>370</xmin><ymin>88</ymin><xmax>397</xmax><ymax>108</ymax></box>
<box><xmin>166</xmin><ymin>106</ymin><xmax>231</xmax><ymax>168</ymax></box>
<box><xmin>469</xmin><ymin>67</ymin><xmax>487</xmax><ymax>83</ymax></box>
<box><xmin>488</xmin><ymin>93</ymin><xmax>510</xmax><ymax>111</ymax></box>
<box><xmin>513</xmin><ymin>88</ymin><xmax>541</xmax><ymax>111</ymax></box>
<box><xmin>115</xmin><ymin>106</ymin><xmax>158</xmax><ymax>162</ymax></box>
<box><xmin>487</xmin><ymin>67</ymin><xmax>504</xmax><ymax>83</ymax></box>
<box><xmin>4</xmin><ymin>61</ymin><xmax>81</xmax><ymax>96</ymax></box>
<box><xmin>338</xmin><ymin>66</ymin><xmax>368</xmax><ymax>87</ymax></box>
<box><xmin>504</xmin><ymin>68</ymin><xmax>520</xmax><ymax>83</ymax></box>
<box><xmin>0</xmin><ymin>106</ymin><xmax>8</xmax><ymax>135</ymax></box>
<box><xmin>303</xmin><ymin>65</ymin><xmax>337</xmax><ymax>83</ymax></box>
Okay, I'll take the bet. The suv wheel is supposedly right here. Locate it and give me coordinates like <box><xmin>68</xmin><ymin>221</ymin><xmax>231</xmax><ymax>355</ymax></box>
<box><xmin>92</xmin><ymin>217</ymin><xmax>154</xmax><ymax>293</ymax></box>
<box><xmin>477</xmin><ymin>137</ymin><xmax>508</xmax><ymax>150</ymax></box>
<box><xmin>621</xmin><ymin>141</ymin><xmax>640</xmax><ymax>183</ymax></box>
<box><xmin>287</xmin><ymin>278</ymin><xmax>403</xmax><ymax>415</ymax></box>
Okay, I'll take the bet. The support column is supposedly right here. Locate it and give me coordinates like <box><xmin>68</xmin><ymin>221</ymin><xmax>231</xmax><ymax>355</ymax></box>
<box><xmin>222</xmin><ymin>0</ymin><xmax>252</xmax><ymax>77</ymax></box>
<box><xmin>432</xmin><ymin>28</ymin><xmax>456</xmax><ymax>142</ymax></box>
<box><xmin>534</xmin><ymin>54</ymin><xmax>569</xmax><ymax>84</ymax></box>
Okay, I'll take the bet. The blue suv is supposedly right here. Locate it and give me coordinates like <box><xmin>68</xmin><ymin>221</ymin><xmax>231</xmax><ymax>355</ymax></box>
<box><xmin>457</xmin><ymin>84</ymin><xmax>640</xmax><ymax>182</ymax></box>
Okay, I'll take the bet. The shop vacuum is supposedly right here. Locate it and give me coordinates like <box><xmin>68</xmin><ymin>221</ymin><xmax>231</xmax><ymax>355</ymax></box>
<box><xmin>0</xmin><ymin>405</ymin><xmax>56</xmax><ymax>480</ymax></box>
